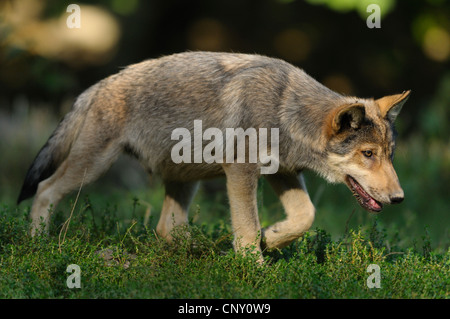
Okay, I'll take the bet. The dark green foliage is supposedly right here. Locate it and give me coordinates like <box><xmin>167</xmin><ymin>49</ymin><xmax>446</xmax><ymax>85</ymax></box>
<box><xmin>0</xmin><ymin>204</ymin><xmax>448</xmax><ymax>299</ymax></box>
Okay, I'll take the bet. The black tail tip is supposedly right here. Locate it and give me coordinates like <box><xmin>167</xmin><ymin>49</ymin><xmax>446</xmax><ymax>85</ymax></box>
<box><xmin>17</xmin><ymin>183</ymin><xmax>37</xmax><ymax>205</ymax></box>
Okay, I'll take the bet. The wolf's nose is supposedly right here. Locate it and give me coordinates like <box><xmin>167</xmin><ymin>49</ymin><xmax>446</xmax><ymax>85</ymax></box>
<box><xmin>390</xmin><ymin>196</ymin><xmax>404</xmax><ymax>204</ymax></box>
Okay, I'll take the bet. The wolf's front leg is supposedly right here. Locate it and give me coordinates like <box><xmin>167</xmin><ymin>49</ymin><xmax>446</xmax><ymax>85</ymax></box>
<box><xmin>262</xmin><ymin>172</ymin><xmax>315</xmax><ymax>249</ymax></box>
<box><xmin>223</xmin><ymin>163</ymin><xmax>262</xmax><ymax>261</ymax></box>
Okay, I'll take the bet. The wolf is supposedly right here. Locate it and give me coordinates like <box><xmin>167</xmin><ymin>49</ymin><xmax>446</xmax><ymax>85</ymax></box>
<box><xmin>17</xmin><ymin>51</ymin><xmax>409</xmax><ymax>258</ymax></box>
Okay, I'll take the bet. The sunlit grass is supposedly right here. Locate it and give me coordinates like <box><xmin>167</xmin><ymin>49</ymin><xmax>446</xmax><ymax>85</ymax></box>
<box><xmin>0</xmin><ymin>203</ymin><xmax>448</xmax><ymax>298</ymax></box>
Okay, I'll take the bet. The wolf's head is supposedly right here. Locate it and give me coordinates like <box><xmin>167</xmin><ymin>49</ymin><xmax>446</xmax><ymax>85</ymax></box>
<box><xmin>322</xmin><ymin>90</ymin><xmax>410</xmax><ymax>212</ymax></box>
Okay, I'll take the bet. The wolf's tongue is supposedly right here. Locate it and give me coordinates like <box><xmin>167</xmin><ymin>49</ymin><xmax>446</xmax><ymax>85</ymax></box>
<box><xmin>367</xmin><ymin>197</ymin><xmax>382</xmax><ymax>211</ymax></box>
<box><xmin>348</xmin><ymin>176</ymin><xmax>382</xmax><ymax>212</ymax></box>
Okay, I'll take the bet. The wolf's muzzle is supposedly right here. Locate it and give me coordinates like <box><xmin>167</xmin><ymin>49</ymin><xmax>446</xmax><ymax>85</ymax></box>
<box><xmin>389</xmin><ymin>195</ymin><xmax>404</xmax><ymax>204</ymax></box>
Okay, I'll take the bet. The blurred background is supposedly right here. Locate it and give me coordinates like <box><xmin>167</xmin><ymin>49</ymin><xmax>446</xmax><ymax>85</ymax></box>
<box><xmin>0</xmin><ymin>0</ymin><xmax>448</xmax><ymax>250</ymax></box>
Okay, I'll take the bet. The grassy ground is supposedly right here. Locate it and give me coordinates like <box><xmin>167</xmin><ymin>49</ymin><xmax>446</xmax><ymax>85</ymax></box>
<box><xmin>0</xmin><ymin>201</ymin><xmax>448</xmax><ymax>299</ymax></box>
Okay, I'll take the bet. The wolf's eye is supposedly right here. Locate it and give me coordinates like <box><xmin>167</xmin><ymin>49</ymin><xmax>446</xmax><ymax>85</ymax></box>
<box><xmin>362</xmin><ymin>150</ymin><xmax>373</xmax><ymax>158</ymax></box>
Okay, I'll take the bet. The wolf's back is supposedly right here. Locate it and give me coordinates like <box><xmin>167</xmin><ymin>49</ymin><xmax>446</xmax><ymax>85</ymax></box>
<box><xmin>17</xmin><ymin>85</ymin><xmax>95</xmax><ymax>203</ymax></box>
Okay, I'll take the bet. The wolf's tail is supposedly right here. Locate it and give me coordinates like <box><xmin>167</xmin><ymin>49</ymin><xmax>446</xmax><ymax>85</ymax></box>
<box><xmin>17</xmin><ymin>86</ymin><xmax>96</xmax><ymax>204</ymax></box>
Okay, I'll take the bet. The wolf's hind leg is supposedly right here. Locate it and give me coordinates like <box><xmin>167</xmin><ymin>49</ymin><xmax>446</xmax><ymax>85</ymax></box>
<box><xmin>30</xmin><ymin>141</ymin><xmax>121</xmax><ymax>236</ymax></box>
<box><xmin>262</xmin><ymin>172</ymin><xmax>315</xmax><ymax>249</ymax></box>
<box><xmin>156</xmin><ymin>181</ymin><xmax>199</xmax><ymax>241</ymax></box>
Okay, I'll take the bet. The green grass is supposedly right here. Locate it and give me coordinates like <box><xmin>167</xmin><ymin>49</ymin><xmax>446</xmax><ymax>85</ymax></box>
<box><xmin>0</xmin><ymin>203</ymin><xmax>448</xmax><ymax>299</ymax></box>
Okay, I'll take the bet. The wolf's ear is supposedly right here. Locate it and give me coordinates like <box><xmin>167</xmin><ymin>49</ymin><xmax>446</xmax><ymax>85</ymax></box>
<box><xmin>330</xmin><ymin>103</ymin><xmax>366</xmax><ymax>134</ymax></box>
<box><xmin>376</xmin><ymin>90</ymin><xmax>411</xmax><ymax>122</ymax></box>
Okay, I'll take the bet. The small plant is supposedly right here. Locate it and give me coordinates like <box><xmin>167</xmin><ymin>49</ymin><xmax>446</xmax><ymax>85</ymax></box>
<box><xmin>422</xmin><ymin>226</ymin><xmax>432</xmax><ymax>259</ymax></box>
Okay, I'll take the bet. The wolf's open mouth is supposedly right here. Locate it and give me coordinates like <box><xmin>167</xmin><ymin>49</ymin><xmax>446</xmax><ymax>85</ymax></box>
<box><xmin>346</xmin><ymin>176</ymin><xmax>383</xmax><ymax>213</ymax></box>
